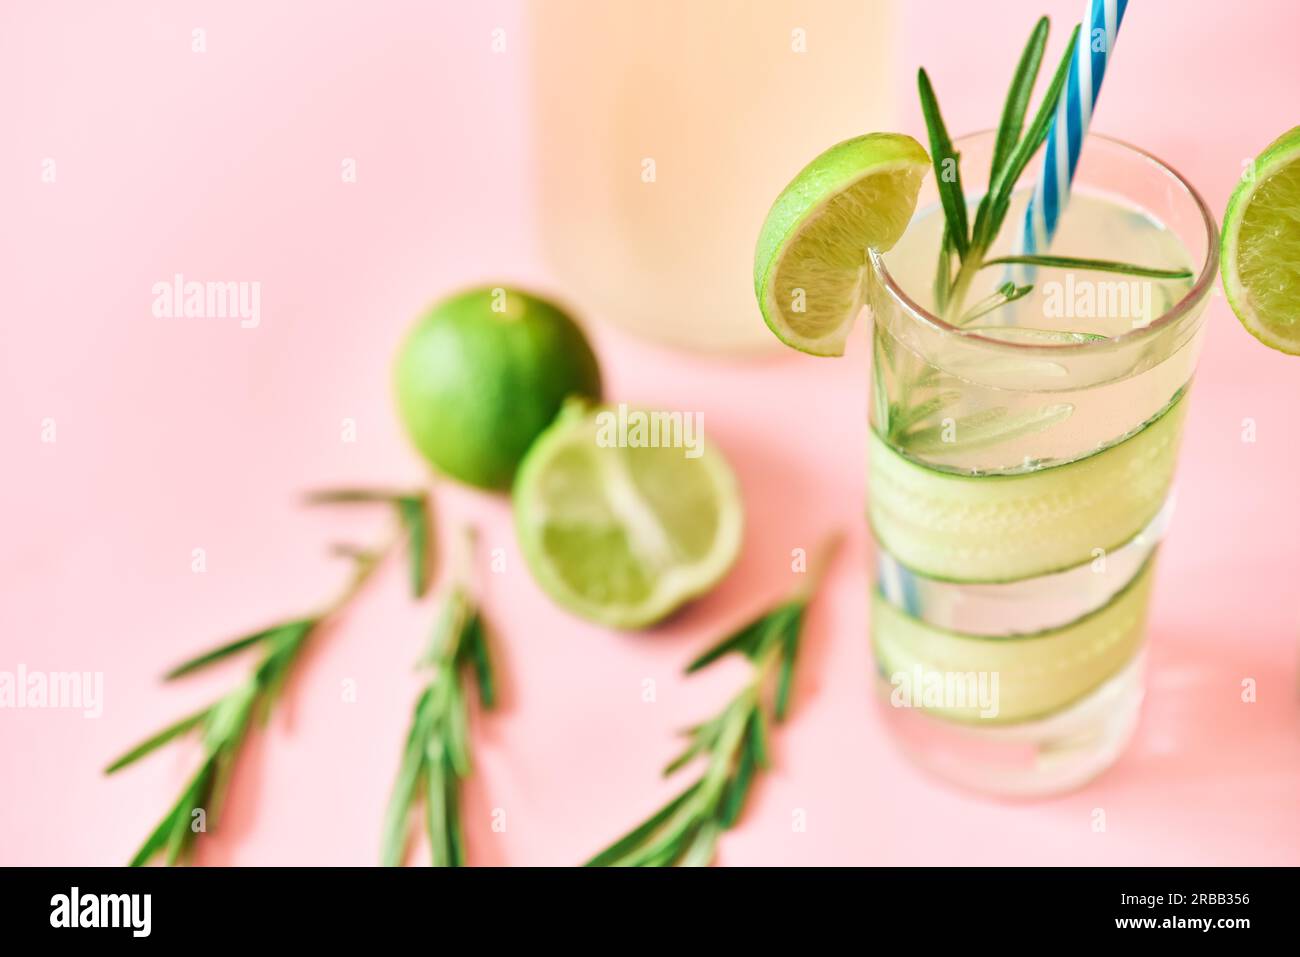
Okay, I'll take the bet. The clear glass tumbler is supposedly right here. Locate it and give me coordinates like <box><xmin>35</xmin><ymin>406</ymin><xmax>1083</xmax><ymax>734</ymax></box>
<box><xmin>867</xmin><ymin>132</ymin><xmax>1218</xmax><ymax>796</ymax></box>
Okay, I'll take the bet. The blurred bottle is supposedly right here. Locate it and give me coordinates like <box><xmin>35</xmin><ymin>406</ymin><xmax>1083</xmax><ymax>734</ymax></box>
<box><xmin>530</xmin><ymin>0</ymin><xmax>896</xmax><ymax>355</ymax></box>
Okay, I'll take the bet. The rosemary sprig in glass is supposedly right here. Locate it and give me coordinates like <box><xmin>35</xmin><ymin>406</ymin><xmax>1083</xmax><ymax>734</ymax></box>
<box><xmin>877</xmin><ymin>17</ymin><xmax>1193</xmax><ymax>455</ymax></box>
<box><xmin>586</xmin><ymin>534</ymin><xmax>842</xmax><ymax>867</ymax></box>
<box><xmin>920</xmin><ymin>17</ymin><xmax>1191</xmax><ymax>321</ymax></box>
<box><xmin>381</xmin><ymin>527</ymin><xmax>496</xmax><ymax>867</ymax></box>
<box><xmin>105</xmin><ymin>488</ymin><xmax>431</xmax><ymax>866</ymax></box>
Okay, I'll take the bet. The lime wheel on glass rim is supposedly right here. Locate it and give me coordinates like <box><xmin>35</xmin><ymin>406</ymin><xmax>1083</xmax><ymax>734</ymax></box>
<box><xmin>1221</xmin><ymin>125</ymin><xmax>1300</xmax><ymax>355</ymax></box>
<box><xmin>753</xmin><ymin>132</ymin><xmax>930</xmax><ymax>356</ymax></box>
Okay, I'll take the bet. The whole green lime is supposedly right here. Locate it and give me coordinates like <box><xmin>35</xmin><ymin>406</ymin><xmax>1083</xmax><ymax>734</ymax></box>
<box><xmin>394</xmin><ymin>287</ymin><xmax>602</xmax><ymax>489</ymax></box>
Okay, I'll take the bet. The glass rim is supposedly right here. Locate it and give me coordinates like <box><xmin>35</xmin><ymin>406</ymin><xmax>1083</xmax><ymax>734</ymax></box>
<box><xmin>868</xmin><ymin>130</ymin><xmax>1220</xmax><ymax>355</ymax></box>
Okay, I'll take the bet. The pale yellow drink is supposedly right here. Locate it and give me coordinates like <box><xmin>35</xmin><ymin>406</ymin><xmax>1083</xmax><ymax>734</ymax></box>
<box><xmin>531</xmin><ymin>0</ymin><xmax>895</xmax><ymax>353</ymax></box>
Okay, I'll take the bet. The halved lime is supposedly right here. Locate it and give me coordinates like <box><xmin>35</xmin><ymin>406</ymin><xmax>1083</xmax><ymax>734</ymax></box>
<box><xmin>754</xmin><ymin>133</ymin><xmax>930</xmax><ymax>356</ymax></box>
<box><xmin>1221</xmin><ymin>126</ymin><xmax>1300</xmax><ymax>355</ymax></box>
<box><xmin>513</xmin><ymin>402</ymin><xmax>743</xmax><ymax>629</ymax></box>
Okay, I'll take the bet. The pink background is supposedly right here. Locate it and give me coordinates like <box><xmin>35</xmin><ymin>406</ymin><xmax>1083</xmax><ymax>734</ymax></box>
<box><xmin>2</xmin><ymin>0</ymin><xmax>1298</xmax><ymax>866</ymax></box>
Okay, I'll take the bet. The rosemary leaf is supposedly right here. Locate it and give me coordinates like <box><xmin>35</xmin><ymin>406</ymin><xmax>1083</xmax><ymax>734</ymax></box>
<box><xmin>380</xmin><ymin>688</ymin><xmax>435</xmax><ymax>867</ymax></box>
<box><xmin>902</xmin><ymin>403</ymin><xmax>1073</xmax><ymax>456</ymax></box>
<box><xmin>933</xmin><ymin>225</ymin><xmax>954</xmax><ymax>313</ymax></box>
<box><xmin>204</xmin><ymin>700</ymin><xmax>255</xmax><ymax>827</ymax></box>
<box><xmin>443</xmin><ymin>672</ymin><xmax>472</xmax><ymax>778</ymax></box>
<box><xmin>747</xmin><ymin>708</ymin><xmax>771</xmax><ymax>770</ymax></box>
<box><xmin>252</xmin><ymin>625</ymin><xmax>313</xmax><ymax>723</ymax></box>
<box><xmin>128</xmin><ymin>778</ymin><xmax>196</xmax><ymax>867</ymax></box>
<box><xmin>982</xmin><ymin>255</ymin><xmax>1194</xmax><ymax>280</ymax></box>
<box><xmin>428</xmin><ymin>588</ymin><xmax>471</xmax><ymax>662</ymax></box>
<box><xmin>917</xmin><ymin>69</ymin><xmax>970</xmax><ymax>260</ymax></box>
<box><xmin>984</xmin><ymin>23</ymin><xmax>1082</xmax><ymax>246</ymax></box>
<box><xmin>718</xmin><ymin>738</ymin><xmax>757</xmax><ymax>828</ymax></box>
<box><xmin>773</xmin><ymin>612</ymin><xmax>803</xmax><ymax>723</ymax></box>
<box><xmin>462</xmin><ymin>613</ymin><xmax>496</xmax><ymax>709</ymax></box>
<box><xmin>684</xmin><ymin>608</ymin><xmax>776</xmax><ymax>673</ymax></box>
<box><xmin>104</xmin><ymin>706</ymin><xmax>211</xmax><ymax>774</ymax></box>
<box><xmin>663</xmin><ymin>742</ymin><xmax>701</xmax><ymax>778</ymax></box>
<box><xmin>617</xmin><ymin>798</ymin><xmax>706</xmax><ymax>868</ymax></box>
<box><xmin>164</xmin><ymin>761</ymin><xmax>213</xmax><ymax>866</ymax></box>
<box><xmin>678</xmin><ymin>821</ymin><xmax>722</xmax><ymax>868</ymax></box>
<box><xmin>397</xmin><ymin>494</ymin><xmax>432</xmax><ymax>598</ymax></box>
<box><xmin>871</xmin><ymin>333</ymin><xmax>894</xmax><ymax>437</ymax></box>
<box><xmin>162</xmin><ymin>620</ymin><xmax>308</xmax><ymax>681</ymax></box>
<box><xmin>665</xmin><ymin>712</ymin><xmax>728</xmax><ymax>774</ymax></box>
<box><xmin>887</xmin><ymin>389</ymin><xmax>963</xmax><ymax>443</ymax></box>
<box><xmin>425</xmin><ymin>745</ymin><xmax>453</xmax><ymax>867</ymax></box>
<box><xmin>958</xmin><ymin>281</ymin><xmax>1034</xmax><ymax>325</ymax></box>
<box><xmin>990</xmin><ymin>17</ymin><xmax>1050</xmax><ymax>194</ymax></box>
<box><xmin>584</xmin><ymin>782</ymin><xmax>703</xmax><ymax>868</ymax></box>
<box><xmin>303</xmin><ymin>487</ymin><xmax>409</xmax><ymax>504</ymax></box>
<box><xmin>663</xmin><ymin>722</ymin><xmax>718</xmax><ymax>777</ymax></box>
<box><xmin>971</xmin><ymin>17</ymin><xmax>1049</xmax><ymax>250</ymax></box>
<box><xmin>444</xmin><ymin>758</ymin><xmax>466</xmax><ymax>868</ymax></box>
<box><xmin>962</xmin><ymin>326</ymin><xmax>1108</xmax><ymax>343</ymax></box>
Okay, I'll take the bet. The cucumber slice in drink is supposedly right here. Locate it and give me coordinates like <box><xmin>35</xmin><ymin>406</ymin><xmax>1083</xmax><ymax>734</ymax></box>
<box><xmin>873</xmin><ymin>560</ymin><xmax>1155</xmax><ymax>724</ymax></box>
<box><xmin>869</xmin><ymin>394</ymin><xmax>1187</xmax><ymax>583</ymax></box>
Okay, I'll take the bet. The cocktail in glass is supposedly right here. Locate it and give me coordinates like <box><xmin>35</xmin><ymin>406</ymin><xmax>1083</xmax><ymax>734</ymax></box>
<box><xmin>867</xmin><ymin>132</ymin><xmax>1218</xmax><ymax>795</ymax></box>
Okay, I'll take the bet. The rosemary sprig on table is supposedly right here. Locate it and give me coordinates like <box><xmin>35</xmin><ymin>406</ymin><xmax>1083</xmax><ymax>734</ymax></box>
<box><xmin>304</xmin><ymin>487</ymin><xmax>433</xmax><ymax>598</ymax></box>
<box><xmin>381</xmin><ymin>528</ymin><xmax>495</xmax><ymax>867</ymax></box>
<box><xmin>105</xmin><ymin>488</ymin><xmax>431</xmax><ymax>866</ymax></box>
<box><xmin>921</xmin><ymin>17</ymin><xmax>1190</xmax><ymax>321</ymax></box>
<box><xmin>586</xmin><ymin>535</ymin><xmax>842</xmax><ymax>868</ymax></box>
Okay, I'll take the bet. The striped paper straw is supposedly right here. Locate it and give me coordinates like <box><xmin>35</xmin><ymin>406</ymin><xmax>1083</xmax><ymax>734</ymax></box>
<box><xmin>1021</xmin><ymin>0</ymin><xmax>1129</xmax><ymax>255</ymax></box>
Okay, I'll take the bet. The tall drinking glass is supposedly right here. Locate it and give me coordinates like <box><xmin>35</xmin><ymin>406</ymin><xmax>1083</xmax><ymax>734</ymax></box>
<box><xmin>867</xmin><ymin>132</ymin><xmax>1218</xmax><ymax>796</ymax></box>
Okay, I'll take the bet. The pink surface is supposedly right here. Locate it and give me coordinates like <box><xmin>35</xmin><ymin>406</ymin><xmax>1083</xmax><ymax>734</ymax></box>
<box><xmin>2</xmin><ymin>0</ymin><xmax>1298</xmax><ymax>866</ymax></box>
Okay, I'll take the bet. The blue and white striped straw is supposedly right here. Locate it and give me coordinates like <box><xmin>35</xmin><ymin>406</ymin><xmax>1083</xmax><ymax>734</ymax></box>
<box><xmin>1021</xmin><ymin>0</ymin><xmax>1129</xmax><ymax>255</ymax></box>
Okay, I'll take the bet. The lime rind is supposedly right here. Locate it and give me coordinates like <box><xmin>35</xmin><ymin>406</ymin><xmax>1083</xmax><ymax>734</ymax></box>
<box><xmin>1221</xmin><ymin>125</ymin><xmax>1300</xmax><ymax>356</ymax></box>
<box><xmin>754</xmin><ymin>133</ymin><xmax>930</xmax><ymax>357</ymax></box>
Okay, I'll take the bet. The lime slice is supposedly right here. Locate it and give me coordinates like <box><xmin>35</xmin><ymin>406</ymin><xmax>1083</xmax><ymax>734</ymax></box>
<box><xmin>754</xmin><ymin>133</ymin><xmax>930</xmax><ymax>356</ymax></box>
<box><xmin>513</xmin><ymin>402</ymin><xmax>743</xmax><ymax>629</ymax></box>
<box><xmin>1221</xmin><ymin>126</ymin><xmax>1300</xmax><ymax>355</ymax></box>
